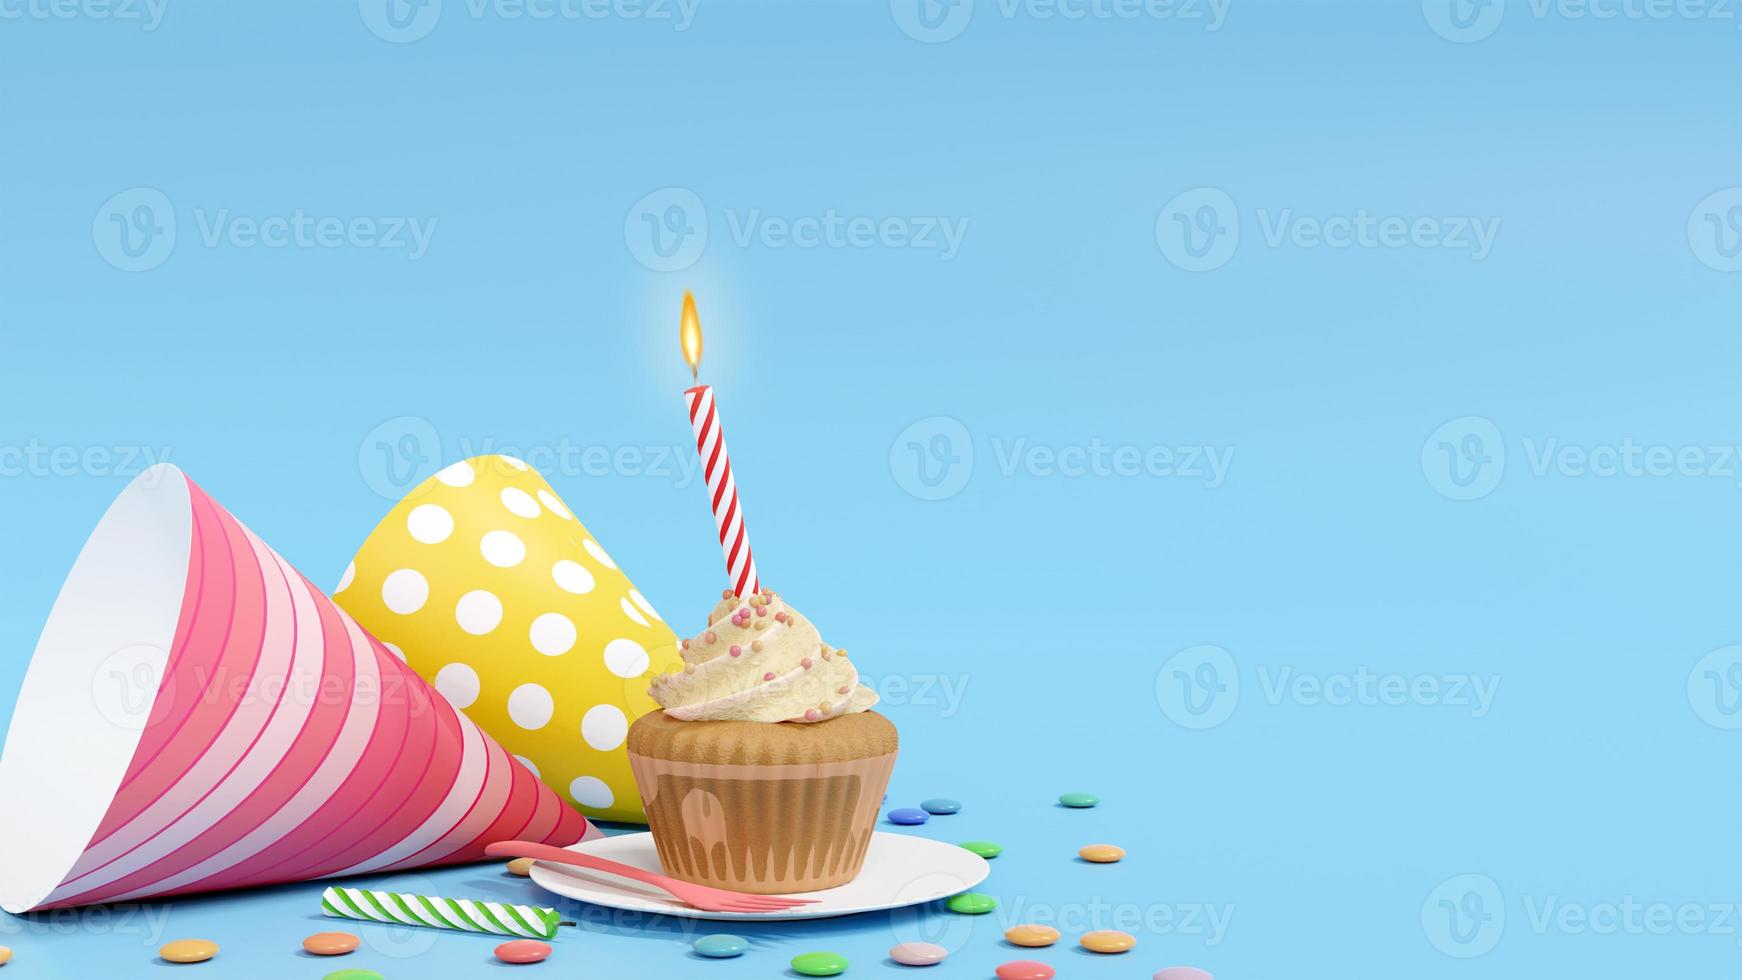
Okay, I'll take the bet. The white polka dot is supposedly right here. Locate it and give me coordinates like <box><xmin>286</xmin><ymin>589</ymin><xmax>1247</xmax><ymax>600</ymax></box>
<box><xmin>536</xmin><ymin>490</ymin><xmax>573</xmax><ymax>520</ymax></box>
<box><xmin>382</xmin><ymin>642</ymin><xmax>406</xmax><ymax>661</ymax></box>
<box><xmin>335</xmin><ymin>561</ymin><xmax>355</xmax><ymax>594</ymax></box>
<box><xmin>436</xmin><ymin>460</ymin><xmax>475</xmax><ymax>487</ymax></box>
<box><xmin>433</xmin><ymin>662</ymin><xmax>480</xmax><ymax>708</ymax></box>
<box><xmin>569</xmin><ymin>775</ymin><xmax>614</xmax><ymax>809</ymax></box>
<box><xmin>514</xmin><ymin>755</ymin><xmax>541</xmax><ymax>779</ymax></box>
<box><xmin>381</xmin><ymin>568</ymin><xmax>429</xmax><ymax>614</ymax></box>
<box><xmin>508</xmin><ymin>683</ymin><xmax>554</xmax><ymax>730</ymax></box>
<box><xmin>500</xmin><ymin>456</ymin><xmax>529</xmax><ymax>471</ymax></box>
<box><xmin>500</xmin><ymin>487</ymin><xmax>541</xmax><ymax>519</ymax></box>
<box><xmin>479</xmin><ymin>530</ymin><xmax>526</xmax><ymax>568</ymax></box>
<box><xmin>582</xmin><ymin>539</ymin><xmax>617</xmax><ymax>569</ymax></box>
<box><xmin>455</xmin><ymin>589</ymin><xmax>504</xmax><ymax>635</ymax></box>
<box><xmin>620</xmin><ymin>596</ymin><xmax>649</xmax><ymax>628</ymax></box>
<box><xmin>581</xmin><ymin>704</ymin><xmax>628</xmax><ymax>751</ymax></box>
<box><xmin>406</xmin><ymin>504</ymin><xmax>454</xmax><ymax>544</ymax></box>
<box><xmin>552</xmin><ymin>560</ymin><xmax>595</xmax><ymax>595</ymax></box>
<box><xmin>529</xmin><ymin>612</ymin><xmax>577</xmax><ymax>656</ymax></box>
<box><xmin>628</xmin><ymin>589</ymin><xmax>661</xmax><ymax>621</ymax></box>
<box><xmin>603</xmin><ymin>638</ymin><xmax>650</xmax><ymax>678</ymax></box>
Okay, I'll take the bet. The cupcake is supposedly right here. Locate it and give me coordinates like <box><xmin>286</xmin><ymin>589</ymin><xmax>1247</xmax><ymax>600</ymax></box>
<box><xmin>626</xmin><ymin>588</ymin><xmax>895</xmax><ymax>894</ymax></box>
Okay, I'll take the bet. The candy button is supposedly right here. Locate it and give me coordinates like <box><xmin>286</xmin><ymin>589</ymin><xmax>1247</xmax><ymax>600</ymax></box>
<box><xmin>160</xmin><ymin>940</ymin><xmax>218</xmax><ymax>964</ymax></box>
<box><xmin>995</xmin><ymin>961</ymin><xmax>1056</xmax><ymax>980</ymax></box>
<box><xmin>920</xmin><ymin>798</ymin><xmax>960</xmax><ymax>815</ymax></box>
<box><xmin>1003</xmin><ymin>924</ymin><xmax>1061</xmax><ymax>947</ymax></box>
<box><xmin>1154</xmin><ymin>969</ymin><xmax>1214</xmax><ymax>980</ymax></box>
<box><xmin>1058</xmin><ymin>792</ymin><xmax>1099</xmax><ymax>808</ymax></box>
<box><xmin>0</xmin><ymin>945</ymin><xmax>10</xmax><ymax>966</ymax></box>
<box><xmin>960</xmin><ymin>840</ymin><xmax>1002</xmax><ymax>858</ymax></box>
<box><xmin>693</xmin><ymin>934</ymin><xmax>748</xmax><ymax>958</ymax></box>
<box><xmin>302</xmin><ymin>932</ymin><xmax>360</xmax><ymax>955</ymax></box>
<box><xmin>887</xmin><ymin>807</ymin><xmax>929</xmax><ymax>825</ymax></box>
<box><xmin>889</xmin><ymin>941</ymin><xmax>948</xmax><ymax>965</ymax></box>
<box><xmin>506</xmin><ymin>857</ymin><xmax>537</xmax><ymax>876</ymax></box>
<box><xmin>1080</xmin><ymin>930</ymin><xmax>1136</xmax><ymax>953</ymax></box>
<box><xmin>495</xmin><ymin>939</ymin><xmax>552</xmax><ymax>963</ymax></box>
<box><xmin>945</xmin><ymin>892</ymin><xmax>996</xmax><ymax>914</ymax></box>
<box><xmin>791</xmin><ymin>951</ymin><xmax>849</xmax><ymax>976</ymax></box>
<box><xmin>1078</xmin><ymin>843</ymin><xmax>1125</xmax><ymax>863</ymax></box>
<box><xmin>323</xmin><ymin>971</ymin><xmax>384</xmax><ymax>980</ymax></box>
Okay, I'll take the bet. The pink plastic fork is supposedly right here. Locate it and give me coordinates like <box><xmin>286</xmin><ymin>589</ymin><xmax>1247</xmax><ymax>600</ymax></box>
<box><xmin>485</xmin><ymin>841</ymin><xmax>819</xmax><ymax>914</ymax></box>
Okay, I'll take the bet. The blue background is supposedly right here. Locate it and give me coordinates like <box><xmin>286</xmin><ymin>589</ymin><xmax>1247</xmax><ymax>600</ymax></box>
<box><xmin>2</xmin><ymin>0</ymin><xmax>1739</xmax><ymax>976</ymax></box>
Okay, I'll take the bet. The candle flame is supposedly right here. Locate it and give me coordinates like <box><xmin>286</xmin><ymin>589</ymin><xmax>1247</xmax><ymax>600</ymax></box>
<box><xmin>680</xmin><ymin>291</ymin><xmax>703</xmax><ymax>381</ymax></box>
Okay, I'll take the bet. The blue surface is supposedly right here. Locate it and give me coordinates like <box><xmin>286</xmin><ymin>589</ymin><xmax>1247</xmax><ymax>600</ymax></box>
<box><xmin>0</xmin><ymin>1</ymin><xmax>1738</xmax><ymax>977</ymax></box>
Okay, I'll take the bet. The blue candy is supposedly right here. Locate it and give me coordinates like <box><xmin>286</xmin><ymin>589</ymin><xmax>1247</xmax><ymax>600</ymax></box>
<box><xmin>693</xmin><ymin>934</ymin><xmax>748</xmax><ymax>958</ymax></box>
<box><xmin>887</xmin><ymin>807</ymin><xmax>930</xmax><ymax>825</ymax></box>
<box><xmin>920</xmin><ymin>798</ymin><xmax>961</xmax><ymax>815</ymax></box>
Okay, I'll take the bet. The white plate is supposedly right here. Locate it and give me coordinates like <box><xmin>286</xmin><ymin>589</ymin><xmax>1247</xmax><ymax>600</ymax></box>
<box><xmin>526</xmin><ymin>831</ymin><xmax>989</xmax><ymax>921</ymax></box>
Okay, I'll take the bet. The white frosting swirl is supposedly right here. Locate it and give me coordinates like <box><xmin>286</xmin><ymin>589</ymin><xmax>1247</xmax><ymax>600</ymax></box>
<box><xmin>647</xmin><ymin>589</ymin><xmax>877</xmax><ymax>723</ymax></box>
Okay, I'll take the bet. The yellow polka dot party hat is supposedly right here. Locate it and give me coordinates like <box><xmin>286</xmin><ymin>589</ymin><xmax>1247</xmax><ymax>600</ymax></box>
<box><xmin>334</xmin><ymin>454</ymin><xmax>681</xmax><ymax>823</ymax></box>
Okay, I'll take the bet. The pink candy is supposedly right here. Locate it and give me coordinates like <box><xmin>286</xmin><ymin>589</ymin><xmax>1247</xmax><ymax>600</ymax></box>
<box><xmin>763</xmin><ymin>672</ymin><xmax>776</xmax><ymax>681</ymax></box>
<box><xmin>495</xmin><ymin>940</ymin><xmax>551</xmax><ymax>964</ymax></box>
<box><xmin>729</xmin><ymin>645</ymin><xmax>742</xmax><ymax>657</ymax></box>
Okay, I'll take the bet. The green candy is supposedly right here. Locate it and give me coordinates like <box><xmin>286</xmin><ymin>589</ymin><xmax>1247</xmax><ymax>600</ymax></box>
<box><xmin>1058</xmin><ymin>791</ymin><xmax>1100</xmax><ymax>808</ymax></box>
<box><xmin>960</xmin><ymin>840</ymin><xmax>1002</xmax><ymax>858</ymax></box>
<box><xmin>946</xmin><ymin>892</ymin><xmax>997</xmax><ymax>914</ymax></box>
<box><xmin>323</xmin><ymin>972</ymin><xmax>384</xmax><ymax>980</ymax></box>
<box><xmin>791</xmin><ymin>951</ymin><xmax>849</xmax><ymax>976</ymax></box>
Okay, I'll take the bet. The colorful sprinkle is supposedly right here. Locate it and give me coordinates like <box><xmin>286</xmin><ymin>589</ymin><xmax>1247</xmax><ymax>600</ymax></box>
<box><xmin>801</xmin><ymin>657</ymin><xmax>813</xmax><ymax>669</ymax></box>
<box><xmin>791</xmin><ymin>951</ymin><xmax>849</xmax><ymax>976</ymax></box>
<box><xmin>1003</xmin><ymin>924</ymin><xmax>1060</xmax><ymax>947</ymax></box>
<box><xmin>1058</xmin><ymin>792</ymin><xmax>1099</xmax><ymax>808</ymax></box>
<box><xmin>729</xmin><ymin>645</ymin><xmax>742</xmax><ymax>657</ymax></box>
<box><xmin>756</xmin><ymin>606</ymin><xmax>767</xmax><ymax>617</ymax></box>
<box><xmin>804</xmin><ymin>709</ymin><xmax>821</xmax><ymax>721</ymax></box>
<box><xmin>995</xmin><ymin>961</ymin><xmax>1056</xmax><ymax>980</ymax></box>
<box><xmin>1078</xmin><ymin>843</ymin><xmax>1125</xmax><ymax>863</ymax></box>
<box><xmin>889</xmin><ymin>941</ymin><xmax>948</xmax><ymax>966</ymax></box>
<box><xmin>495</xmin><ymin>939</ymin><xmax>552</xmax><ymax>963</ymax></box>
<box><xmin>921</xmin><ymin>798</ymin><xmax>961</xmax><ymax>815</ymax></box>
<box><xmin>838</xmin><ymin>685</ymin><xmax>850</xmax><ymax>694</ymax></box>
<box><xmin>302</xmin><ymin>932</ymin><xmax>360</xmax><ymax>956</ymax></box>
<box><xmin>775</xmin><ymin>611</ymin><xmax>788</xmax><ymax>623</ymax></box>
<box><xmin>887</xmin><ymin>807</ymin><xmax>929</xmax><ymax>825</ymax></box>
<box><xmin>1080</xmin><ymin>930</ymin><xmax>1136</xmax><ymax>953</ymax></box>
<box><xmin>763</xmin><ymin>672</ymin><xmax>776</xmax><ymax>681</ymax></box>
<box><xmin>693</xmin><ymin>934</ymin><xmax>749</xmax><ymax>958</ymax></box>
<box><xmin>960</xmin><ymin>840</ymin><xmax>1002</xmax><ymax>858</ymax></box>
<box><xmin>752</xmin><ymin>640</ymin><xmax>764</xmax><ymax>652</ymax></box>
<box><xmin>705</xmin><ymin>631</ymin><xmax>717</xmax><ymax>644</ymax></box>
<box><xmin>159</xmin><ymin>940</ymin><xmax>218</xmax><ymax>964</ymax></box>
<box><xmin>946</xmin><ymin>892</ymin><xmax>997</xmax><ymax>914</ymax></box>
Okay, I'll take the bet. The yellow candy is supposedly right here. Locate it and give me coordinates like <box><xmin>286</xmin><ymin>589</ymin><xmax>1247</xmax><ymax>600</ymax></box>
<box><xmin>0</xmin><ymin>945</ymin><xmax>11</xmax><ymax>965</ymax></box>
<box><xmin>160</xmin><ymin>940</ymin><xmax>218</xmax><ymax>963</ymax></box>
<box><xmin>506</xmin><ymin>857</ymin><xmax>537</xmax><ymax>876</ymax></box>
<box><xmin>1078</xmin><ymin>843</ymin><xmax>1125</xmax><ymax>863</ymax></box>
<box><xmin>1080</xmin><ymin>930</ymin><xmax>1135</xmax><ymax>954</ymax></box>
<box><xmin>1004</xmin><ymin>924</ymin><xmax>1060</xmax><ymax>947</ymax></box>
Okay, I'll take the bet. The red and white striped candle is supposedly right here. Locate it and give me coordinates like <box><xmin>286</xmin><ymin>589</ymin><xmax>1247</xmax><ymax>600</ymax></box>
<box><xmin>684</xmin><ymin>384</ymin><xmax>759</xmax><ymax>597</ymax></box>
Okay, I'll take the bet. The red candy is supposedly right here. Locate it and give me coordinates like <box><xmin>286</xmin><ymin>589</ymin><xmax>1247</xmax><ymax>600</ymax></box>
<box><xmin>495</xmin><ymin>939</ymin><xmax>552</xmax><ymax>964</ymax></box>
<box><xmin>996</xmin><ymin>961</ymin><xmax>1056</xmax><ymax>980</ymax></box>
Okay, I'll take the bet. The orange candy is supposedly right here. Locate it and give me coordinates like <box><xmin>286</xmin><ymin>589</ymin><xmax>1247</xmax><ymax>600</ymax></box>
<box><xmin>1003</xmin><ymin>924</ymin><xmax>1061</xmax><ymax>947</ymax></box>
<box><xmin>1080</xmin><ymin>930</ymin><xmax>1136</xmax><ymax>953</ymax></box>
<box><xmin>1078</xmin><ymin>843</ymin><xmax>1125</xmax><ymax>863</ymax></box>
<box><xmin>159</xmin><ymin>940</ymin><xmax>218</xmax><ymax>963</ymax></box>
<box><xmin>302</xmin><ymin>932</ymin><xmax>360</xmax><ymax>956</ymax></box>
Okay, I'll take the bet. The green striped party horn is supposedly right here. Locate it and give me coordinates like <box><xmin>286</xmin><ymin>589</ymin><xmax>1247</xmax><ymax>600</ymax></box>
<box><xmin>320</xmin><ymin>886</ymin><xmax>560</xmax><ymax>939</ymax></box>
